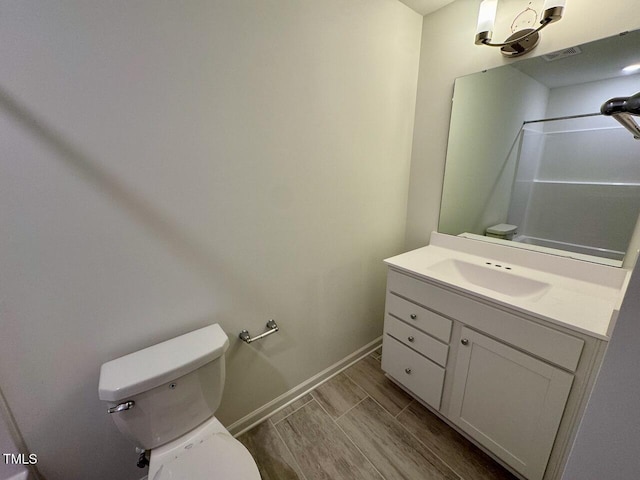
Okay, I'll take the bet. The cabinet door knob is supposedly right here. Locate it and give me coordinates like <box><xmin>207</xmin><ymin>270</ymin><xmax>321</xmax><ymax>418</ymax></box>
<box><xmin>405</xmin><ymin>368</ymin><xmax>412</xmax><ymax>374</ymax></box>
<box><xmin>410</xmin><ymin>314</ymin><xmax>417</xmax><ymax>319</ymax></box>
<box><xmin>461</xmin><ymin>338</ymin><xmax>469</xmax><ymax>346</ymax></box>
<box><xmin>407</xmin><ymin>336</ymin><xmax>415</xmax><ymax>342</ymax></box>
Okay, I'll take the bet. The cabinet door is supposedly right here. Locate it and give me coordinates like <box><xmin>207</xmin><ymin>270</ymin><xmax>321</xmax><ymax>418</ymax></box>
<box><xmin>450</xmin><ymin>327</ymin><xmax>573</xmax><ymax>480</ymax></box>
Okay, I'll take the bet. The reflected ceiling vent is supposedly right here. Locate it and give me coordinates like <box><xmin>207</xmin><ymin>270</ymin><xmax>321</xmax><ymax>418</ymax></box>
<box><xmin>542</xmin><ymin>46</ymin><xmax>582</xmax><ymax>61</ymax></box>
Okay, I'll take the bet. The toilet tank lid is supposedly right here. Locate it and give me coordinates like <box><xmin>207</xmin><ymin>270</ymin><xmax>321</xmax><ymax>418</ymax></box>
<box><xmin>486</xmin><ymin>223</ymin><xmax>518</xmax><ymax>235</ymax></box>
<box><xmin>99</xmin><ymin>324</ymin><xmax>229</xmax><ymax>402</ymax></box>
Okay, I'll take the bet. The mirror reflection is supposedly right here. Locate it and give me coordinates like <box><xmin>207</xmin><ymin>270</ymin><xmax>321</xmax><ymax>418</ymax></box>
<box><xmin>439</xmin><ymin>30</ymin><xmax>640</xmax><ymax>266</ymax></box>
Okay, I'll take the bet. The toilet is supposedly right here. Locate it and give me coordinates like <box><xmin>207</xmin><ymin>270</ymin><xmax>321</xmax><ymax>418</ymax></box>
<box><xmin>98</xmin><ymin>324</ymin><xmax>261</xmax><ymax>480</ymax></box>
<box><xmin>485</xmin><ymin>223</ymin><xmax>518</xmax><ymax>241</ymax></box>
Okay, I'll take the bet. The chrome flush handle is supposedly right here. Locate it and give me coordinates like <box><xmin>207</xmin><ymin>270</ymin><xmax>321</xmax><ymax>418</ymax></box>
<box><xmin>107</xmin><ymin>400</ymin><xmax>135</xmax><ymax>414</ymax></box>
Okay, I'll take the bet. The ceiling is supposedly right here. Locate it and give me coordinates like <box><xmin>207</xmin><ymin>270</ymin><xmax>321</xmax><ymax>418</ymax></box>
<box><xmin>511</xmin><ymin>30</ymin><xmax>640</xmax><ymax>88</ymax></box>
<box><xmin>396</xmin><ymin>0</ymin><xmax>455</xmax><ymax>16</ymax></box>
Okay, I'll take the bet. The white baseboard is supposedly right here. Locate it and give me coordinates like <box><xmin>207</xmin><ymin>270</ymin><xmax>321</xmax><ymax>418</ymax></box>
<box><xmin>228</xmin><ymin>336</ymin><xmax>382</xmax><ymax>437</ymax></box>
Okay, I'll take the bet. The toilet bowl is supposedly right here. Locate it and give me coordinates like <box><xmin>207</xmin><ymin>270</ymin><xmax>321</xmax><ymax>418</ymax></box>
<box><xmin>148</xmin><ymin>416</ymin><xmax>259</xmax><ymax>480</ymax></box>
<box><xmin>98</xmin><ymin>324</ymin><xmax>260</xmax><ymax>480</ymax></box>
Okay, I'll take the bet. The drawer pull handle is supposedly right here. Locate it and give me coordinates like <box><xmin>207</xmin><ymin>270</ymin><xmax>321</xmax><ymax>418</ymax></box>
<box><xmin>461</xmin><ymin>338</ymin><xmax>469</xmax><ymax>346</ymax></box>
<box><xmin>407</xmin><ymin>336</ymin><xmax>415</xmax><ymax>342</ymax></box>
<box><xmin>410</xmin><ymin>314</ymin><xmax>417</xmax><ymax>319</ymax></box>
<box><xmin>405</xmin><ymin>368</ymin><xmax>412</xmax><ymax>374</ymax></box>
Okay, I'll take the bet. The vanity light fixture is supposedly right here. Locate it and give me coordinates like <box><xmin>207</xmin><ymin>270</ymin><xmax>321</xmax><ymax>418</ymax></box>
<box><xmin>475</xmin><ymin>0</ymin><xmax>566</xmax><ymax>57</ymax></box>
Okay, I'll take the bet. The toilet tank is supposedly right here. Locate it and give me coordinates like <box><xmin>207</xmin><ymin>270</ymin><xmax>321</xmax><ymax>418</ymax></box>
<box><xmin>98</xmin><ymin>324</ymin><xmax>230</xmax><ymax>449</ymax></box>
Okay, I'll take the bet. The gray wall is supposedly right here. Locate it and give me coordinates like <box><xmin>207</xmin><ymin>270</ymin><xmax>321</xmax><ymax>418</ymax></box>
<box><xmin>0</xmin><ymin>1</ymin><xmax>422</xmax><ymax>479</ymax></box>
<box><xmin>561</xmin><ymin>259</ymin><xmax>640</xmax><ymax>479</ymax></box>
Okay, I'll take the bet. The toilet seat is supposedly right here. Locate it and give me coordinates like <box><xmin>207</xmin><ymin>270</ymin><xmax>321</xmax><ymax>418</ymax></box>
<box><xmin>148</xmin><ymin>417</ymin><xmax>260</xmax><ymax>480</ymax></box>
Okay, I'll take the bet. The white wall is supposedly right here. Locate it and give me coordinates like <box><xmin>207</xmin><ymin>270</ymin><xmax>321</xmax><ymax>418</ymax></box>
<box><xmin>561</xmin><ymin>258</ymin><xmax>640</xmax><ymax>479</ymax></box>
<box><xmin>546</xmin><ymin>74</ymin><xmax>640</xmax><ymax>122</ymax></box>
<box><xmin>0</xmin><ymin>2</ymin><xmax>422</xmax><ymax>479</ymax></box>
<box><xmin>406</xmin><ymin>0</ymin><xmax>640</xmax><ymax>249</ymax></box>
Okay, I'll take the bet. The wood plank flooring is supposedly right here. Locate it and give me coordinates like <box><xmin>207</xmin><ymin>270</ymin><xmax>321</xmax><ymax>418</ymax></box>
<box><xmin>237</xmin><ymin>351</ymin><xmax>518</xmax><ymax>480</ymax></box>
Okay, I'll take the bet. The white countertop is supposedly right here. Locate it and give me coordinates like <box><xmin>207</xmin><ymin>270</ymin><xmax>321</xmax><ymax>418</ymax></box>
<box><xmin>384</xmin><ymin>233</ymin><xmax>631</xmax><ymax>340</ymax></box>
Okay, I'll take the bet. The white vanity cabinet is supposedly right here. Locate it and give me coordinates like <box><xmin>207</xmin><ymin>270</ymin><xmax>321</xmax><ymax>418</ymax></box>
<box><xmin>381</xmin><ymin>267</ymin><xmax>609</xmax><ymax>480</ymax></box>
<box><xmin>449</xmin><ymin>327</ymin><xmax>573</xmax><ymax>480</ymax></box>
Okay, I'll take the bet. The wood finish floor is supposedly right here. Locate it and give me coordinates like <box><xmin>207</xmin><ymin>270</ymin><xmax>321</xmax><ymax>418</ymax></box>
<box><xmin>238</xmin><ymin>348</ymin><xmax>517</xmax><ymax>480</ymax></box>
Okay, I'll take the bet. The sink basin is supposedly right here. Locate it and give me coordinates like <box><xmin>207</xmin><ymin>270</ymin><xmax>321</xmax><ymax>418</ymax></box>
<box><xmin>384</xmin><ymin>232</ymin><xmax>631</xmax><ymax>339</ymax></box>
<box><xmin>428</xmin><ymin>259</ymin><xmax>551</xmax><ymax>299</ymax></box>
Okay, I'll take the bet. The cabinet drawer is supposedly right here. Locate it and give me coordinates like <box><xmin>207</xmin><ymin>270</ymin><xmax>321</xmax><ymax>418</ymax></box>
<box><xmin>386</xmin><ymin>292</ymin><xmax>452</xmax><ymax>343</ymax></box>
<box><xmin>387</xmin><ymin>269</ymin><xmax>584</xmax><ymax>372</ymax></box>
<box><xmin>385</xmin><ymin>315</ymin><xmax>449</xmax><ymax>367</ymax></box>
<box><xmin>382</xmin><ymin>335</ymin><xmax>445</xmax><ymax>410</ymax></box>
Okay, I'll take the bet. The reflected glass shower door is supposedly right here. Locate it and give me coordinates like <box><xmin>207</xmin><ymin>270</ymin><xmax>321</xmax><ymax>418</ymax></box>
<box><xmin>507</xmin><ymin>115</ymin><xmax>640</xmax><ymax>262</ymax></box>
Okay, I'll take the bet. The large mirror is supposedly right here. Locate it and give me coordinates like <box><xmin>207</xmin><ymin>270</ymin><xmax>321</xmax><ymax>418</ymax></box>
<box><xmin>439</xmin><ymin>30</ymin><xmax>640</xmax><ymax>266</ymax></box>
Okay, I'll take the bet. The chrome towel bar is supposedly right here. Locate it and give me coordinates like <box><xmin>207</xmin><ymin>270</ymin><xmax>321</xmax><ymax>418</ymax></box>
<box><xmin>239</xmin><ymin>319</ymin><xmax>279</xmax><ymax>344</ymax></box>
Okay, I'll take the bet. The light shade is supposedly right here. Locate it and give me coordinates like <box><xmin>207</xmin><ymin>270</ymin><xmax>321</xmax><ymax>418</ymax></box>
<box><xmin>543</xmin><ymin>0</ymin><xmax>566</xmax><ymax>10</ymax></box>
<box><xmin>476</xmin><ymin>0</ymin><xmax>497</xmax><ymax>36</ymax></box>
<box><xmin>542</xmin><ymin>0</ymin><xmax>566</xmax><ymax>23</ymax></box>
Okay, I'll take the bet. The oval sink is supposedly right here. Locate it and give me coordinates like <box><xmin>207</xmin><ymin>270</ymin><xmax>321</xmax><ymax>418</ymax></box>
<box><xmin>428</xmin><ymin>259</ymin><xmax>551</xmax><ymax>299</ymax></box>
